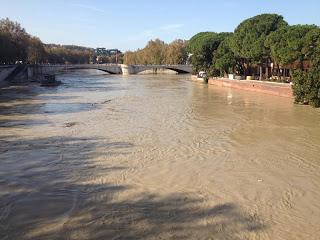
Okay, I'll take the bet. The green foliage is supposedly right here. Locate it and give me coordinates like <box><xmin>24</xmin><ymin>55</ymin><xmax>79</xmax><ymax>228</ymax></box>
<box><xmin>303</xmin><ymin>28</ymin><xmax>320</xmax><ymax>66</ymax></box>
<box><xmin>187</xmin><ymin>32</ymin><xmax>218</xmax><ymax>72</ymax></box>
<box><xmin>213</xmin><ymin>36</ymin><xmax>237</xmax><ymax>76</ymax></box>
<box><xmin>187</xmin><ymin>32</ymin><xmax>217</xmax><ymax>53</ymax></box>
<box><xmin>187</xmin><ymin>32</ymin><xmax>232</xmax><ymax>73</ymax></box>
<box><xmin>266</xmin><ymin>25</ymin><xmax>318</xmax><ymax>66</ymax></box>
<box><xmin>287</xmin><ymin>26</ymin><xmax>320</xmax><ymax>107</ymax></box>
<box><xmin>230</xmin><ymin>14</ymin><xmax>288</xmax><ymax>64</ymax></box>
<box><xmin>207</xmin><ymin>67</ymin><xmax>220</xmax><ymax>77</ymax></box>
<box><xmin>292</xmin><ymin>68</ymin><xmax>320</xmax><ymax>107</ymax></box>
<box><xmin>203</xmin><ymin>75</ymin><xmax>209</xmax><ymax>83</ymax></box>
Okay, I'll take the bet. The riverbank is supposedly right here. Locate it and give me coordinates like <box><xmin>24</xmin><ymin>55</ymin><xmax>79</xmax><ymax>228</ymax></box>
<box><xmin>192</xmin><ymin>75</ymin><xmax>293</xmax><ymax>98</ymax></box>
<box><xmin>191</xmin><ymin>75</ymin><xmax>206</xmax><ymax>82</ymax></box>
<box><xmin>210</xmin><ymin>77</ymin><xmax>292</xmax><ymax>98</ymax></box>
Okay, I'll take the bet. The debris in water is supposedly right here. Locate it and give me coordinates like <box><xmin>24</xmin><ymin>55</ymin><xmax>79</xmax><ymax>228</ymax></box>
<box><xmin>41</xmin><ymin>74</ymin><xmax>62</xmax><ymax>87</ymax></box>
<box><xmin>64</xmin><ymin>122</ymin><xmax>78</xmax><ymax>128</ymax></box>
<box><xmin>101</xmin><ymin>99</ymin><xmax>112</xmax><ymax>104</ymax></box>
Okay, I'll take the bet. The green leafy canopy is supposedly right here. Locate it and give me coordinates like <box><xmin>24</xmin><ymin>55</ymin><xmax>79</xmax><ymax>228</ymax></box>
<box><xmin>230</xmin><ymin>14</ymin><xmax>288</xmax><ymax>64</ymax></box>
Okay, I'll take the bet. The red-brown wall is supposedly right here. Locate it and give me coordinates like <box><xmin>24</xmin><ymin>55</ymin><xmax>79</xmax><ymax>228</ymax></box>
<box><xmin>208</xmin><ymin>78</ymin><xmax>293</xmax><ymax>98</ymax></box>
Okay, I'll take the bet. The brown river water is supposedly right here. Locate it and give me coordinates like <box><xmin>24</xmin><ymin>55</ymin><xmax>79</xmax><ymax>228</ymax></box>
<box><xmin>0</xmin><ymin>70</ymin><xmax>320</xmax><ymax>239</ymax></box>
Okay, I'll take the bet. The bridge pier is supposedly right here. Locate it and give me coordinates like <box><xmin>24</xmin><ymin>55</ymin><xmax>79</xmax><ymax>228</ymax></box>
<box><xmin>27</xmin><ymin>65</ymin><xmax>65</xmax><ymax>81</ymax></box>
<box><xmin>0</xmin><ymin>65</ymin><xmax>16</xmax><ymax>85</ymax></box>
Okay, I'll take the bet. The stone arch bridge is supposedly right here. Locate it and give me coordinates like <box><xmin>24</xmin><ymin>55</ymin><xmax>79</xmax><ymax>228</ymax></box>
<box><xmin>27</xmin><ymin>64</ymin><xmax>192</xmax><ymax>79</ymax></box>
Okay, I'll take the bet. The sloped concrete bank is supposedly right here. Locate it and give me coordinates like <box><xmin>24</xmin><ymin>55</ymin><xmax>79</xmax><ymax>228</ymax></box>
<box><xmin>208</xmin><ymin>77</ymin><xmax>293</xmax><ymax>98</ymax></box>
<box><xmin>0</xmin><ymin>65</ymin><xmax>16</xmax><ymax>86</ymax></box>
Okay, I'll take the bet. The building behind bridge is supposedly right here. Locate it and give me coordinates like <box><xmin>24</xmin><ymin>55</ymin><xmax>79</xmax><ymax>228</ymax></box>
<box><xmin>95</xmin><ymin>48</ymin><xmax>123</xmax><ymax>64</ymax></box>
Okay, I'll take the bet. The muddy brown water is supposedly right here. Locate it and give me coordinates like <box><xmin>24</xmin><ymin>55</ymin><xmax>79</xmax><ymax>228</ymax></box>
<box><xmin>0</xmin><ymin>70</ymin><xmax>320</xmax><ymax>239</ymax></box>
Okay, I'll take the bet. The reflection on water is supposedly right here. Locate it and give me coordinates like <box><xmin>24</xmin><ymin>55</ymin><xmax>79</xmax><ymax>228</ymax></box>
<box><xmin>0</xmin><ymin>69</ymin><xmax>319</xmax><ymax>239</ymax></box>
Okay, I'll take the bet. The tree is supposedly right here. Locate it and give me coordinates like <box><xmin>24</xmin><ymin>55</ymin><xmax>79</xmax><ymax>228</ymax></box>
<box><xmin>230</xmin><ymin>14</ymin><xmax>288</xmax><ymax>79</ymax></box>
<box><xmin>44</xmin><ymin>44</ymin><xmax>95</xmax><ymax>64</ymax></box>
<box><xmin>0</xmin><ymin>18</ymin><xmax>30</xmax><ymax>63</ymax></box>
<box><xmin>213</xmin><ymin>34</ymin><xmax>239</xmax><ymax>76</ymax></box>
<box><xmin>303</xmin><ymin>27</ymin><xmax>320</xmax><ymax>66</ymax></box>
<box><xmin>27</xmin><ymin>37</ymin><xmax>46</xmax><ymax>64</ymax></box>
<box><xmin>124</xmin><ymin>39</ymin><xmax>188</xmax><ymax>65</ymax></box>
<box><xmin>266</xmin><ymin>25</ymin><xmax>318</xmax><ymax>68</ymax></box>
<box><xmin>292</xmin><ymin>68</ymin><xmax>320</xmax><ymax>107</ymax></box>
<box><xmin>187</xmin><ymin>32</ymin><xmax>230</xmax><ymax>73</ymax></box>
<box><xmin>165</xmin><ymin>39</ymin><xmax>188</xmax><ymax>64</ymax></box>
<box><xmin>0</xmin><ymin>31</ymin><xmax>16</xmax><ymax>64</ymax></box>
<box><xmin>286</xmin><ymin>26</ymin><xmax>320</xmax><ymax>107</ymax></box>
<box><xmin>143</xmin><ymin>39</ymin><xmax>167</xmax><ymax>64</ymax></box>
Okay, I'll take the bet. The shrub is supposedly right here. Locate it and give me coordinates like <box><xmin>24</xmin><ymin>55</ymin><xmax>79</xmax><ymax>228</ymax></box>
<box><xmin>208</xmin><ymin>67</ymin><xmax>220</xmax><ymax>77</ymax></box>
<box><xmin>292</xmin><ymin>68</ymin><xmax>320</xmax><ymax>107</ymax></box>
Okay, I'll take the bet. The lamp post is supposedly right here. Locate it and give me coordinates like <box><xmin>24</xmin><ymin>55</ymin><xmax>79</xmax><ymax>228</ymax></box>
<box><xmin>116</xmin><ymin>51</ymin><xmax>118</xmax><ymax>64</ymax></box>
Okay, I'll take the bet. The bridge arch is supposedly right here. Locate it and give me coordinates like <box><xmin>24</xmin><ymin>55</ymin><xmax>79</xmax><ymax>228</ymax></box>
<box><xmin>127</xmin><ymin>65</ymin><xmax>192</xmax><ymax>75</ymax></box>
<box><xmin>65</xmin><ymin>66</ymin><xmax>118</xmax><ymax>74</ymax></box>
<box><xmin>165</xmin><ymin>67</ymin><xmax>191</xmax><ymax>74</ymax></box>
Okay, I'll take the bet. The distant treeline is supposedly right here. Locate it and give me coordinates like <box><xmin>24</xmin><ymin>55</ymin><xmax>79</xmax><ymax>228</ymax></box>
<box><xmin>0</xmin><ymin>18</ymin><xmax>122</xmax><ymax>65</ymax></box>
<box><xmin>44</xmin><ymin>44</ymin><xmax>95</xmax><ymax>64</ymax></box>
<box><xmin>186</xmin><ymin>14</ymin><xmax>320</xmax><ymax>107</ymax></box>
<box><xmin>124</xmin><ymin>39</ymin><xmax>188</xmax><ymax>65</ymax></box>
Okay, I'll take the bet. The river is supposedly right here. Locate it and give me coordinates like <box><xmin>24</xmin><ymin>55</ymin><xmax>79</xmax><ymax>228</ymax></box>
<box><xmin>0</xmin><ymin>70</ymin><xmax>320</xmax><ymax>239</ymax></box>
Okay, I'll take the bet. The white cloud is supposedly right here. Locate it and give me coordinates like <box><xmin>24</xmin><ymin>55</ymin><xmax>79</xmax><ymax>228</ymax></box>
<box><xmin>71</xmin><ymin>3</ymin><xmax>106</xmax><ymax>13</ymax></box>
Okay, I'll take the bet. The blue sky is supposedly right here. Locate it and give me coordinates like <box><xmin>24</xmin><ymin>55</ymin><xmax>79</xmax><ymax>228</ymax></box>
<box><xmin>1</xmin><ymin>0</ymin><xmax>320</xmax><ymax>51</ymax></box>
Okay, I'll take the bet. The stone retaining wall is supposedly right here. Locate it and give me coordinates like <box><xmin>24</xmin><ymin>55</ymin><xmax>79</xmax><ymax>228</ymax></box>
<box><xmin>208</xmin><ymin>78</ymin><xmax>293</xmax><ymax>98</ymax></box>
<box><xmin>191</xmin><ymin>75</ymin><xmax>205</xmax><ymax>82</ymax></box>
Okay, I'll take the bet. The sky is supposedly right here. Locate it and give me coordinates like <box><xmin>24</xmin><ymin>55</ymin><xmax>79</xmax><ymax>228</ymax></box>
<box><xmin>1</xmin><ymin>0</ymin><xmax>320</xmax><ymax>51</ymax></box>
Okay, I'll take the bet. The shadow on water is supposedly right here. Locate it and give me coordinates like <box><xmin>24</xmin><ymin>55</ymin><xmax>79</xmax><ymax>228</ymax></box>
<box><xmin>0</xmin><ymin>71</ymin><xmax>266</xmax><ymax>239</ymax></box>
<box><xmin>0</xmin><ymin>70</ymin><xmax>126</xmax><ymax>126</ymax></box>
<box><xmin>0</xmin><ymin>135</ymin><xmax>266</xmax><ymax>240</ymax></box>
<box><xmin>0</xmin><ymin>119</ymin><xmax>50</xmax><ymax>128</ymax></box>
<box><xmin>0</xmin><ymin>135</ymin><xmax>132</xmax><ymax>240</ymax></box>
<box><xmin>0</xmin><ymin>102</ymin><xmax>101</xmax><ymax>116</ymax></box>
<box><xmin>62</xmin><ymin>195</ymin><xmax>265</xmax><ymax>240</ymax></box>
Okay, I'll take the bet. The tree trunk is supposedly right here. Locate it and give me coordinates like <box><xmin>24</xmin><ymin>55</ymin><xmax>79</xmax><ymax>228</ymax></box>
<box><xmin>288</xmin><ymin>69</ymin><xmax>292</xmax><ymax>82</ymax></box>
<box><xmin>259</xmin><ymin>65</ymin><xmax>263</xmax><ymax>81</ymax></box>
<box><xmin>266</xmin><ymin>61</ymin><xmax>269</xmax><ymax>80</ymax></box>
<box><xmin>299</xmin><ymin>60</ymin><xmax>304</xmax><ymax>70</ymax></box>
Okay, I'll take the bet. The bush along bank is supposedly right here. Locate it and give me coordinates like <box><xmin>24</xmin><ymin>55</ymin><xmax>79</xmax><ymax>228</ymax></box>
<box><xmin>292</xmin><ymin>68</ymin><xmax>320</xmax><ymax>107</ymax></box>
